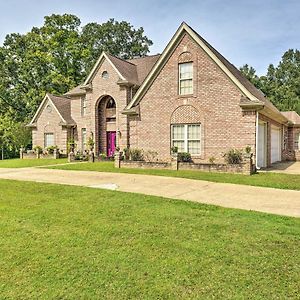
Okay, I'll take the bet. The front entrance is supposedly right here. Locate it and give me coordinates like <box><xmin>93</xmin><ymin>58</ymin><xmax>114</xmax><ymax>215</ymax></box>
<box><xmin>107</xmin><ymin>131</ymin><xmax>116</xmax><ymax>157</ymax></box>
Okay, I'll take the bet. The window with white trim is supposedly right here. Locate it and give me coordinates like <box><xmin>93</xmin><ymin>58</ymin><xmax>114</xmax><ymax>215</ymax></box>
<box><xmin>295</xmin><ymin>132</ymin><xmax>300</xmax><ymax>150</ymax></box>
<box><xmin>82</xmin><ymin>128</ymin><xmax>87</xmax><ymax>150</ymax></box>
<box><xmin>81</xmin><ymin>95</ymin><xmax>87</xmax><ymax>116</ymax></box>
<box><xmin>44</xmin><ymin>133</ymin><xmax>54</xmax><ymax>148</ymax></box>
<box><xmin>171</xmin><ymin>124</ymin><xmax>201</xmax><ymax>154</ymax></box>
<box><xmin>179</xmin><ymin>62</ymin><xmax>193</xmax><ymax>95</ymax></box>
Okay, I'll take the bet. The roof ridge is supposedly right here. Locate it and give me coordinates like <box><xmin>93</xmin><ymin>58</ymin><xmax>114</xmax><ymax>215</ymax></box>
<box><xmin>106</xmin><ymin>53</ymin><xmax>137</xmax><ymax>66</ymax></box>
<box><xmin>127</xmin><ymin>53</ymin><xmax>161</xmax><ymax>62</ymax></box>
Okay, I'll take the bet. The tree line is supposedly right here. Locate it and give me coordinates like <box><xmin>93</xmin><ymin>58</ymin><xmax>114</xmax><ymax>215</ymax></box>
<box><xmin>239</xmin><ymin>49</ymin><xmax>300</xmax><ymax>114</ymax></box>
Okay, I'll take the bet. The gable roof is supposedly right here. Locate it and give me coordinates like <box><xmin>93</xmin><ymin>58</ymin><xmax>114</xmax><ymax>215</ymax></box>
<box><xmin>83</xmin><ymin>51</ymin><xmax>160</xmax><ymax>87</ymax></box>
<box><xmin>281</xmin><ymin>111</ymin><xmax>300</xmax><ymax>125</ymax></box>
<box><xmin>127</xmin><ymin>54</ymin><xmax>161</xmax><ymax>85</ymax></box>
<box><xmin>123</xmin><ymin>22</ymin><xmax>287</xmax><ymax>122</ymax></box>
<box><xmin>28</xmin><ymin>94</ymin><xmax>75</xmax><ymax>126</ymax></box>
<box><xmin>64</xmin><ymin>85</ymin><xmax>86</xmax><ymax>96</ymax></box>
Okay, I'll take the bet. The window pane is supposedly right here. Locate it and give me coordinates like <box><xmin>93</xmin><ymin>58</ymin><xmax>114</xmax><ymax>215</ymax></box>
<box><xmin>179</xmin><ymin>79</ymin><xmax>193</xmax><ymax>95</ymax></box>
<box><xmin>172</xmin><ymin>125</ymin><xmax>185</xmax><ymax>140</ymax></box>
<box><xmin>179</xmin><ymin>63</ymin><xmax>193</xmax><ymax>80</ymax></box>
<box><xmin>173</xmin><ymin>140</ymin><xmax>185</xmax><ymax>153</ymax></box>
<box><xmin>45</xmin><ymin>133</ymin><xmax>54</xmax><ymax>148</ymax></box>
<box><xmin>188</xmin><ymin>125</ymin><xmax>200</xmax><ymax>139</ymax></box>
<box><xmin>188</xmin><ymin>140</ymin><xmax>200</xmax><ymax>154</ymax></box>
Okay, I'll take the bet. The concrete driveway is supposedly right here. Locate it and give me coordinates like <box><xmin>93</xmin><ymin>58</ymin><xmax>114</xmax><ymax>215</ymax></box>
<box><xmin>264</xmin><ymin>161</ymin><xmax>300</xmax><ymax>175</ymax></box>
<box><xmin>0</xmin><ymin>167</ymin><xmax>299</xmax><ymax>218</ymax></box>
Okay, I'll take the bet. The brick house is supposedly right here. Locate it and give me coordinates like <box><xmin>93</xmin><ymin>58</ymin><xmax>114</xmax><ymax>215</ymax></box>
<box><xmin>28</xmin><ymin>22</ymin><xmax>300</xmax><ymax>168</ymax></box>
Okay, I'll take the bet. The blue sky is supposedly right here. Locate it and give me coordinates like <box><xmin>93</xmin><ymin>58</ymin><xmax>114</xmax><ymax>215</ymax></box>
<box><xmin>0</xmin><ymin>0</ymin><xmax>299</xmax><ymax>75</ymax></box>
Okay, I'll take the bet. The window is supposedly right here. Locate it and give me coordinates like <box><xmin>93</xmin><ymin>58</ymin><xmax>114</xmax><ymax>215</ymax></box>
<box><xmin>296</xmin><ymin>132</ymin><xmax>300</xmax><ymax>150</ymax></box>
<box><xmin>82</xmin><ymin>128</ymin><xmax>87</xmax><ymax>150</ymax></box>
<box><xmin>81</xmin><ymin>95</ymin><xmax>87</xmax><ymax>116</ymax></box>
<box><xmin>102</xmin><ymin>71</ymin><xmax>109</xmax><ymax>79</ymax></box>
<box><xmin>44</xmin><ymin>133</ymin><xmax>54</xmax><ymax>148</ymax></box>
<box><xmin>171</xmin><ymin>124</ymin><xmax>201</xmax><ymax>154</ymax></box>
<box><xmin>179</xmin><ymin>62</ymin><xmax>193</xmax><ymax>95</ymax></box>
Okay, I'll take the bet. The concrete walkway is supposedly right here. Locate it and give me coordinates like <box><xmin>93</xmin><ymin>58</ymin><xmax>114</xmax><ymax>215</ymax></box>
<box><xmin>0</xmin><ymin>167</ymin><xmax>299</xmax><ymax>218</ymax></box>
<box><xmin>263</xmin><ymin>161</ymin><xmax>300</xmax><ymax>175</ymax></box>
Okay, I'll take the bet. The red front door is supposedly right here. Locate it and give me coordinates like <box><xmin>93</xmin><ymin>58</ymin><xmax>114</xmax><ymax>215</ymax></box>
<box><xmin>107</xmin><ymin>131</ymin><xmax>116</xmax><ymax>157</ymax></box>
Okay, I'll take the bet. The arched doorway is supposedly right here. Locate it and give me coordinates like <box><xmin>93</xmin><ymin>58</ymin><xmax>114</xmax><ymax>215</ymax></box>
<box><xmin>95</xmin><ymin>95</ymin><xmax>117</xmax><ymax>157</ymax></box>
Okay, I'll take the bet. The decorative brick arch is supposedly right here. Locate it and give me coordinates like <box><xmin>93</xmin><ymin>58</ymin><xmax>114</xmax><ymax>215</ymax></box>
<box><xmin>170</xmin><ymin>105</ymin><xmax>202</xmax><ymax>124</ymax></box>
<box><xmin>178</xmin><ymin>51</ymin><xmax>193</xmax><ymax>63</ymax></box>
<box><xmin>95</xmin><ymin>95</ymin><xmax>117</xmax><ymax>155</ymax></box>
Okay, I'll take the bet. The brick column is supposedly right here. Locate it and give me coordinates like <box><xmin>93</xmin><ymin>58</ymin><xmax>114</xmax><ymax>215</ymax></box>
<box><xmin>53</xmin><ymin>149</ymin><xmax>59</xmax><ymax>159</ymax></box>
<box><xmin>243</xmin><ymin>153</ymin><xmax>254</xmax><ymax>175</ymax></box>
<box><xmin>171</xmin><ymin>153</ymin><xmax>178</xmax><ymax>170</ymax></box>
<box><xmin>19</xmin><ymin>148</ymin><xmax>24</xmax><ymax>159</ymax></box>
<box><xmin>114</xmin><ymin>151</ymin><xmax>121</xmax><ymax>168</ymax></box>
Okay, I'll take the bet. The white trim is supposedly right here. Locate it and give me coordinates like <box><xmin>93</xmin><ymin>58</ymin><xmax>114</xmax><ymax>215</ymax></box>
<box><xmin>84</xmin><ymin>52</ymin><xmax>126</xmax><ymax>85</ymax></box>
<box><xmin>126</xmin><ymin>22</ymin><xmax>263</xmax><ymax>110</ymax></box>
<box><xmin>29</xmin><ymin>94</ymin><xmax>67</xmax><ymax>125</ymax></box>
<box><xmin>171</xmin><ymin>123</ymin><xmax>201</xmax><ymax>155</ymax></box>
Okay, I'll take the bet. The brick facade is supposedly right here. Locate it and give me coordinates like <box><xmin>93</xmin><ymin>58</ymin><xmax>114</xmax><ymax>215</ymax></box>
<box><xmin>32</xmin><ymin>99</ymin><xmax>70</xmax><ymax>154</ymax></box>
<box><xmin>129</xmin><ymin>34</ymin><xmax>256</xmax><ymax>162</ymax></box>
<box><xmin>30</xmin><ymin>24</ymin><xmax>299</xmax><ymax>166</ymax></box>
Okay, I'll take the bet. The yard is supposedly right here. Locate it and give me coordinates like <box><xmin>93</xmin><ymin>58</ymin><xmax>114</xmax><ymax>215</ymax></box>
<box><xmin>0</xmin><ymin>158</ymin><xmax>67</xmax><ymax>168</ymax></box>
<box><xmin>0</xmin><ymin>179</ymin><xmax>299</xmax><ymax>299</ymax></box>
<box><xmin>49</xmin><ymin>161</ymin><xmax>300</xmax><ymax>191</ymax></box>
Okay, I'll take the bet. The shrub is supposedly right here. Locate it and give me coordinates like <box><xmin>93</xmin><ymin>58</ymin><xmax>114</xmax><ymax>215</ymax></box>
<box><xmin>178</xmin><ymin>152</ymin><xmax>192</xmax><ymax>162</ymax></box>
<box><xmin>87</xmin><ymin>137</ymin><xmax>95</xmax><ymax>150</ymax></box>
<box><xmin>46</xmin><ymin>145</ymin><xmax>58</xmax><ymax>154</ymax></box>
<box><xmin>223</xmin><ymin>149</ymin><xmax>243</xmax><ymax>164</ymax></box>
<box><xmin>144</xmin><ymin>150</ymin><xmax>158</xmax><ymax>162</ymax></box>
<box><xmin>171</xmin><ymin>146</ymin><xmax>178</xmax><ymax>153</ymax></box>
<box><xmin>245</xmin><ymin>145</ymin><xmax>252</xmax><ymax>154</ymax></box>
<box><xmin>67</xmin><ymin>139</ymin><xmax>76</xmax><ymax>152</ymax></box>
<box><xmin>33</xmin><ymin>145</ymin><xmax>42</xmax><ymax>154</ymax></box>
<box><xmin>209</xmin><ymin>156</ymin><xmax>216</xmax><ymax>164</ymax></box>
<box><xmin>123</xmin><ymin>147</ymin><xmax>130</xmax><ymax>160</ymax></box>
<box><xmin>99</xmin><ymin>153</ymin><xmax>107</xmax><ymax>160</ymax></box>
<box><xmin>129</xmin><ymin>148</ymin><xmax>144</xmax><ymax>161</ymax></box>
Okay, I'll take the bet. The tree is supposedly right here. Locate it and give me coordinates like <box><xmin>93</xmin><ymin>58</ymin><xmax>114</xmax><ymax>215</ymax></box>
<box><xmin>239</xmin><ymin>64</ymin><xmax>262</xmax><ymax>90</ymax></box>
<box><xmin>0</xmin><ymin>14</ymin><xmax>153</xmax><ymax>122</ymax></box>
<box><xmin>240</xmin><ymin>50</ymin><xmax>300</xmax><ymax>114</ymax></box>
<box><xmin>81</xmin><ymin>19</ymin><xmax>153</xmax><ymax>71</ymax></box>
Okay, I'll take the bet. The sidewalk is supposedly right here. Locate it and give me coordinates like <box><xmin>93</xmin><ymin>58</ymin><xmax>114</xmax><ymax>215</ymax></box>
<box><xmin>0</xmin><ymin>167</ymin><xmax>299</xmax><ymax>218</ymax></box>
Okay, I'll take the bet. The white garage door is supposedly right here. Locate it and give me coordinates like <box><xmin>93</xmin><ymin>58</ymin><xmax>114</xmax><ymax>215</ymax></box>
<box><xmin>271</xmin><ymin>127</ymin><xmax>281</xmax><ymax>163</ymax></box>
<box><xmin>257</xmin><ymin>123</ymin><xmax>266</xmax><ymax>168</ymax></box>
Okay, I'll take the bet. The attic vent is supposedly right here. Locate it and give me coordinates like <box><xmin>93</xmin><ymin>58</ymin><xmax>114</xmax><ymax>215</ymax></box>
<box><xmin>102</xmin><ymin>71</ymin><xmax>109</xmax><ymax>79</ymax></box>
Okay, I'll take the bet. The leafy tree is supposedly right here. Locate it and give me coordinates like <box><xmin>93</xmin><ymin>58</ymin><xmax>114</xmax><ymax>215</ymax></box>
<box><xmin>0</xmin><ymin>14</ymin><xmax>152</xmax><ymax>122</ymax></box>
<box><xmin>240</xmin><ymin>50</ymin><xmax>300</xmax><ymax>114</ymax></box>
<box><xmin>81</xmin><ymin>19</ymin><xmax>153</xmax><ymax>71</ymax></box>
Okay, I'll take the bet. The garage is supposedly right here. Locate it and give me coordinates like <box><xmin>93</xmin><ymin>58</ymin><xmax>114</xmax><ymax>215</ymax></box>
<box><xmin>257</xmin><ymin>122</ymin><xmax>266</xmax><ymax>168</ymax></box>
<box><xmin>271</xmin><ymin>126</ymin><xmax>281</xmax><ymax>163</ymax></box>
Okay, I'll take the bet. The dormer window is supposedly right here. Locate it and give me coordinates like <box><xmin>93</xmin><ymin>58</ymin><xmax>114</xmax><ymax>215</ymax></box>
<box><xmin>102</xmin><ymin>71</ymin><xmax>109</xmax><ymax>79</ymax></box>
<box><xmin>179</xmin><ymin>62</ymin><xmax>193</xmax><ymax>95</ymax></box>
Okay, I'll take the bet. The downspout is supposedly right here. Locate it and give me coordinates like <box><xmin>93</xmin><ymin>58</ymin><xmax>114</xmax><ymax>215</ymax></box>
<box><xmin>255</xmin><ymin>111</ymin><xmax>259</xmax><ymax>170</ymax></box>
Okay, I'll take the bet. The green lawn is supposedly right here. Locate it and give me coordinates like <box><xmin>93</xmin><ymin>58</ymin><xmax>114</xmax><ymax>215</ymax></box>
<box><xmin>0</xmin><ymin>158</ymin><xmax>68</xmax><ymax>168</ymax></box>
<box><xmin>0</xmin><ymin>179</ymin><xmax>299</xmax><ymax>299</ymax></box>
<box><xmin>49</xmin><ymin>161</ymin><xmax>300</xmax><ymax>191</ymax></box>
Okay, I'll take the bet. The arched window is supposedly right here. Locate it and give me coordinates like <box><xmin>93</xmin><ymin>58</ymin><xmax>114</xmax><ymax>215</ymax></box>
<box><xmin>102</xmin><ymin>71</ymin><xmax>109</xmax><ymax>79</ymax></box>
<box><xmin>106</xmin><ymin>97</ymin><xmax>116</xmax><ymax>109</ymax></box>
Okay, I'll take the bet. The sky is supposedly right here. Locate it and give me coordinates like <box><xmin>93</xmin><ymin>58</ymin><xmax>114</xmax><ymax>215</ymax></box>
<box><xmin>0</xmin><ymin>0</ymin><xmax>299</xmax><ymax>75</ymax></box>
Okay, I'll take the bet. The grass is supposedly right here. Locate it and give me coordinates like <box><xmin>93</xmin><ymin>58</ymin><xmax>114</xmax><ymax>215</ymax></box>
<box><xmin>0</xmin><ymin>158</ymin><xmax>68</xmax><ymax>168</ymax></box>
<box><xmin>49</xmin><ymin>161</ymin><xmax>300</xmax><ymax>191</ymax></box>
<box><xmin>0</xmin><ymin>179</ymin><xmax>299</xmax><ymax>299</ymax></box>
